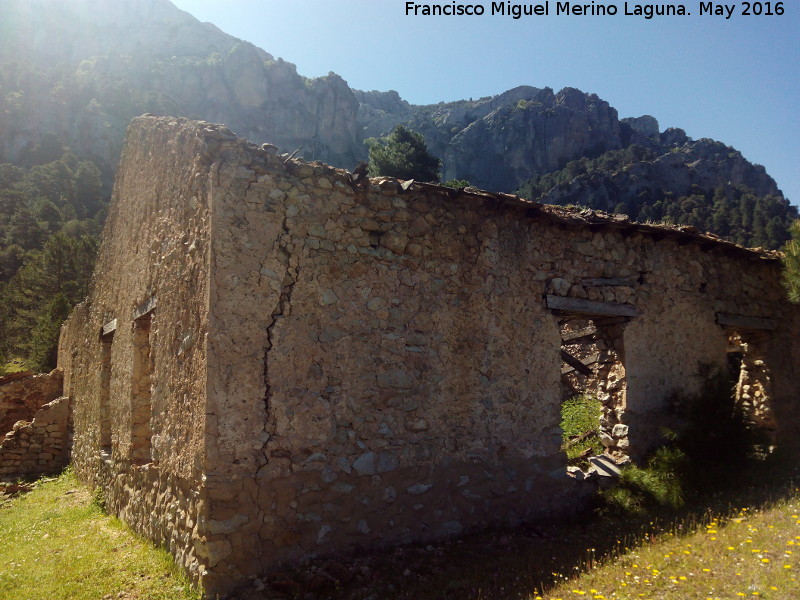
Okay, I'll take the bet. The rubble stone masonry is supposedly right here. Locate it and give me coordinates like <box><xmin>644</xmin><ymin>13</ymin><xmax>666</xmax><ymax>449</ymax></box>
<box><xmin>0</xmin><ymin>369</ymin><xmax>68</xmax><ymax>480</ymax></box>
<box><xmin>0</xmin><ymin>369</ymin><xmax>63</xmax><ymax>435</ymax></box>
<box><xmin>58</xmin><ymin>117</ymin><xmax>800</xmax><ymax>597</ymax></box>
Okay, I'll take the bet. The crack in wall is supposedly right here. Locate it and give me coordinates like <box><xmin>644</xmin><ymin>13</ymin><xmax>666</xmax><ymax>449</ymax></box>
<box><xmin>260</xmin><ymin>231</ymin><xmax>299</xmax><ymax>462</ymax></box>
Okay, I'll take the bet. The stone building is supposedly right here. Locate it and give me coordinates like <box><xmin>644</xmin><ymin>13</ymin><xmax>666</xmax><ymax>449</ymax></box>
<box><xmin>57</xmin><ymin>116</ymin><xmax>800</xmax><ymax>597</ymax></box>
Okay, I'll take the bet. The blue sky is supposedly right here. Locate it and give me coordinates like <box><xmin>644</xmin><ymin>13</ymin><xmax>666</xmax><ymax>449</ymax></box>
<box><xmin>170</xmin><ymin>0</ymin><xmax>799</xmax><ymax>204</ymax></box>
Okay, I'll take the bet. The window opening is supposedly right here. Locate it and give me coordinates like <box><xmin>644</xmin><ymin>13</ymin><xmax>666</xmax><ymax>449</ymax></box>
<box><xmin>99</xmin><ymin>329</ymin><xmax>114</xmax><ymax>455</ymax></box>
<box><xmin>130</xmin><ymin>312</ymin><xmax>153</xmax><ymax>465</ymax></box>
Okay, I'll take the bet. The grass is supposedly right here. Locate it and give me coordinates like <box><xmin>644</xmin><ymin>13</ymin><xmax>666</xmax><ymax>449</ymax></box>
<box><xmin>561</xmin><ymin>394</ymin><xmax>603</xmax><ymax>464</ymax></box>
<box><xmin>1</xmin><ymin>373</ymin><xmax>796</xmax><ymax>600</ymax></box>
<box><xmin>1</xmin><ymin>467</ymin><xmax>798</xmax><ymax>600</ymax></box>
<box><xmin>599</xmin><ymin>446</ymin><xmax>686</xmax><ymax>515</ymax></box>
<box><xmin>541</xmin><ymin>490</ymin><xmax>800</xmax><ymax>600</ymax></box>
<box><xmin>278</xmin><ymin>462</ymin><xmax>798</xmax><ymax>600</ymax></box>
<box><xmin>0</xmin><ymin>469</ymin><xmax>201</xmax><ymax>600</ymax></box>
<box><xmin>1</xmin><ymin>357</ymin><xmax>28</xmax><ymax>375</ymax></box>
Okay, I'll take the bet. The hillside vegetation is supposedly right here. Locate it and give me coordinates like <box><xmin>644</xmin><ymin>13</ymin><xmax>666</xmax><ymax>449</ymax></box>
<box><xmin>0</xmin><ymin>140</ymin><xmax>104</xmax><ymax>372</ymax></box>
<box><xmin>518</xmin><ymin>141</ymin><xmax>797</xmax><ymax>250</ymax></box>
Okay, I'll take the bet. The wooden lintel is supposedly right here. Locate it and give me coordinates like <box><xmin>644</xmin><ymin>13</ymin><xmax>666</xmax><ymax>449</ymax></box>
<box><xmin>564</xmin><ymin>428</ymin><xmax>599</xmax><ymax>449</ymax></box>
<box><xmin>133</xmin><ymin>296</ymin><xmax>157</xmax><ymax>321</ymax></box>
<box><xmin>101</xmin><ymin>318</ymin><xmax>118</xmax><ymax>338</ymax></box>
<box><xmin>561</xmin><ymin>325</ymin><xmax>598</xmax><ymax>343</ymax></box>
<box><xmin>581</xmin><ymin>277</ymin><xmax>636</xmax><ymax>287</ymax></box>
<box><xmin>546</xmin><ymin>295</ymin><xmax>638</xmax><ymax>318</ymax></box>
<box><xmin>716</xmin><ymin>312</ymin><xmax>777</xmax><ymax>331</ymax></box>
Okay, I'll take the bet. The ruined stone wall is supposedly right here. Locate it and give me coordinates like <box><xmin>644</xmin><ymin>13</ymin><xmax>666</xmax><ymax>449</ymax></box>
<box><xmin>0</xmin><ymin>369</ymin><xmax>63</xmax><ymax>436</ymax></box>
<box><xmin>201</xmin><ymin>131</ymin><xmax>572</xmax><ymax>593</ymax></box>
<box><xmin>195</xmin><ymin>118</ymin><xmax>799</xmax><ymax>593</ymax></box>
<box><xmin>0</xmin><ymin>396</ymin><xmax>70</xmax><ymax>480</ymax></box>
<box><xmin>58</xmin><ymin>117</ymin><xmax>213</xmax><ymax>580</ymax></box>
<box><xmin>58</xmin><ymin>117</ymin><xmax>800</xmax><ymax>598</ymax></box>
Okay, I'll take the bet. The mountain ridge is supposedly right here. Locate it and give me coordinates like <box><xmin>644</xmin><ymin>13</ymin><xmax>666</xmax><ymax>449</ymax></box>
<box><xmin>0</xmin><ymin>0</ymin><xmax>791</xmax><ymax>210</ymax></box>
<box><xmin>0</xmin><ymin>0</ymin><xmax>796</xmax><ymax>373</ymax></box>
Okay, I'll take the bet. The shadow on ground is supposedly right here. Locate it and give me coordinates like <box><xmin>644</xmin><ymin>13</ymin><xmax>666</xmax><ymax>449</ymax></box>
<box><xmin>235</xmin><ymin>453</ymin><xmax>799</xmax><ymax>600</ymax></box>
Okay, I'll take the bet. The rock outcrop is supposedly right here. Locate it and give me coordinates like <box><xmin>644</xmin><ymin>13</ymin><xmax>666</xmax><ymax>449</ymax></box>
<box><xmin>621</xmin><ymin>115</ymin><xmax>660</xmax><ymax>138</ymax></box>
<box><xmin>357</xmin><ymin>86</ymin><xmax>626</xmax><ymax>191</ymax></box>
<box><xmin>0</xmin><ymin>0</ymin><xmax>362</xmax><ymax>171</ymax></box>
<box><xmin>444</xmin><ymin>88</ymin><xmax>622</xmax><ymax>191</ymax></box>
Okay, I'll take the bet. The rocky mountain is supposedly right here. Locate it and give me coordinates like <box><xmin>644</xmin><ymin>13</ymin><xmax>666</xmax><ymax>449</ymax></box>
<box><xmin>358</xmin><ymin>85</ymin><xmax>634</xmax><ymax>191</ymax></box>
<box><xmin>517</xmin><ymin>130</ymin><xmax>796</xmax><ymax>249</ymax></box>
<box><xmin>0</xmin><ymin>0</ymin><xmax>792</xmax><ymax>216</ymax></box>
<box><xmin>1</xmin><ymin>0</ymin><xmax>796</xmax><ymax>373</ymax></box>
<box><xmin>0</xmin><ymin>0</ymin><xmax>360</xmax><ymax>173</ymax></box>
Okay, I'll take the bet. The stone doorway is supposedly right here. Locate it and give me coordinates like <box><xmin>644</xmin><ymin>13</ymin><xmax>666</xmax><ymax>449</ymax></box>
<box><xmin>726</xmin><ymin>329</ymin><xmax>777</xmax><ymax>448</ymax></box>
<box><xmin>560</xmin><ymin>316</ymin><xmax>630</xmax><ymax>472</ymax></box>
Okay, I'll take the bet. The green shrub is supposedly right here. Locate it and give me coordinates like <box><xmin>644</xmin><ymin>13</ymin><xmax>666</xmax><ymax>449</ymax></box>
<box><xmin>561</xmin><ymin>394</ymin><xmax>603</xmax><ymax>464</ymax></box>
<box><xmin>601</xmin><ymin>446</ymin><xmax>686</xmax><ymax>515</ymax></box>
<box><xmin>600</xmin><ymin>369</ymin><xmax>768</xmax><ymax>515</ymax></box>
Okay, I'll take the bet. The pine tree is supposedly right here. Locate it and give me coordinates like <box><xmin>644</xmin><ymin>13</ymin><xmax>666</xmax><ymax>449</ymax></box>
<box><xmin>783</xmin><ymin>220</ymin><xmax>800</xmax><ymax>303</ymax></box>
<box><xmin>2</xmin><ymin>233</ymin><xmax>97</xmax><ymax>370</ymax></box>
<box><xmin>366</xmin><ymin>125</ymin><xmax>441</xmax><ymax>182</ymax></box>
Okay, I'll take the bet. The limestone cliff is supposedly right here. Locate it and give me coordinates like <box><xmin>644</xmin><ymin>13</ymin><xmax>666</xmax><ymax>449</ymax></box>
<box><xmin>0</xmin><ymin>0</ymin><xmax>361</xmax><ymax>170</ymax></box>
<box><xmin>0</xmin><ymin>0</ymin><xmax>788</xmax><ymax>209</ymax></box>
<box><xmin>357</xmin><ymin>86</ymin><xmax>625</xmax><ymax>191</ymax></box>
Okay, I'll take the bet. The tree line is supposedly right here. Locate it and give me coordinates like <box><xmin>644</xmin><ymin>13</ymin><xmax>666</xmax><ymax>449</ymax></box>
<box><xmin>0</xmin><ymin>142</ymin><xmax>105</xmax><ymax>373</ymax></box>
<box><xmin>517</xmin><ymin>144</ymin><xmax>797</xmax><ymax>251</ymax></box>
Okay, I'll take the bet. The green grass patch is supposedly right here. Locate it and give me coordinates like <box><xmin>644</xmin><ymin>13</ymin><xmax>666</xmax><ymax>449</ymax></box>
<box><xmin>600</xmin><ymin>446</ymin><xmax>687</xmax><ymax>515</ymax></box>
<box><xmin>561</xmin><ymin>393</ymin><xmax>603</xmax><ymax>464</ymax></box>
<box><xmin>0</xmin><ymin>469</ymin><xmax>201</xmax><ymax>600</ymax></box>
<box><xmin>542</xmin><ymin>488</ymin><xmax>800</xmax><ymax>600</ymax></box>
<box><xmin>1</xmin><ymin>357</ymin><xmax>28</xmax><ymax>375</ymax></box>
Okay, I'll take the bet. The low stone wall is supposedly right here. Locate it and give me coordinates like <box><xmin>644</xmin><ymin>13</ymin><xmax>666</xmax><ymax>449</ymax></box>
<box><xmin>0</xmin><ymin>369</ymin><xmax>63</xmax><ymax>435</ymax></box>
<box><xmin>0</xmin><ymin>395</ymin><xmax>71</xmax><ymax>480</ymax></box>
